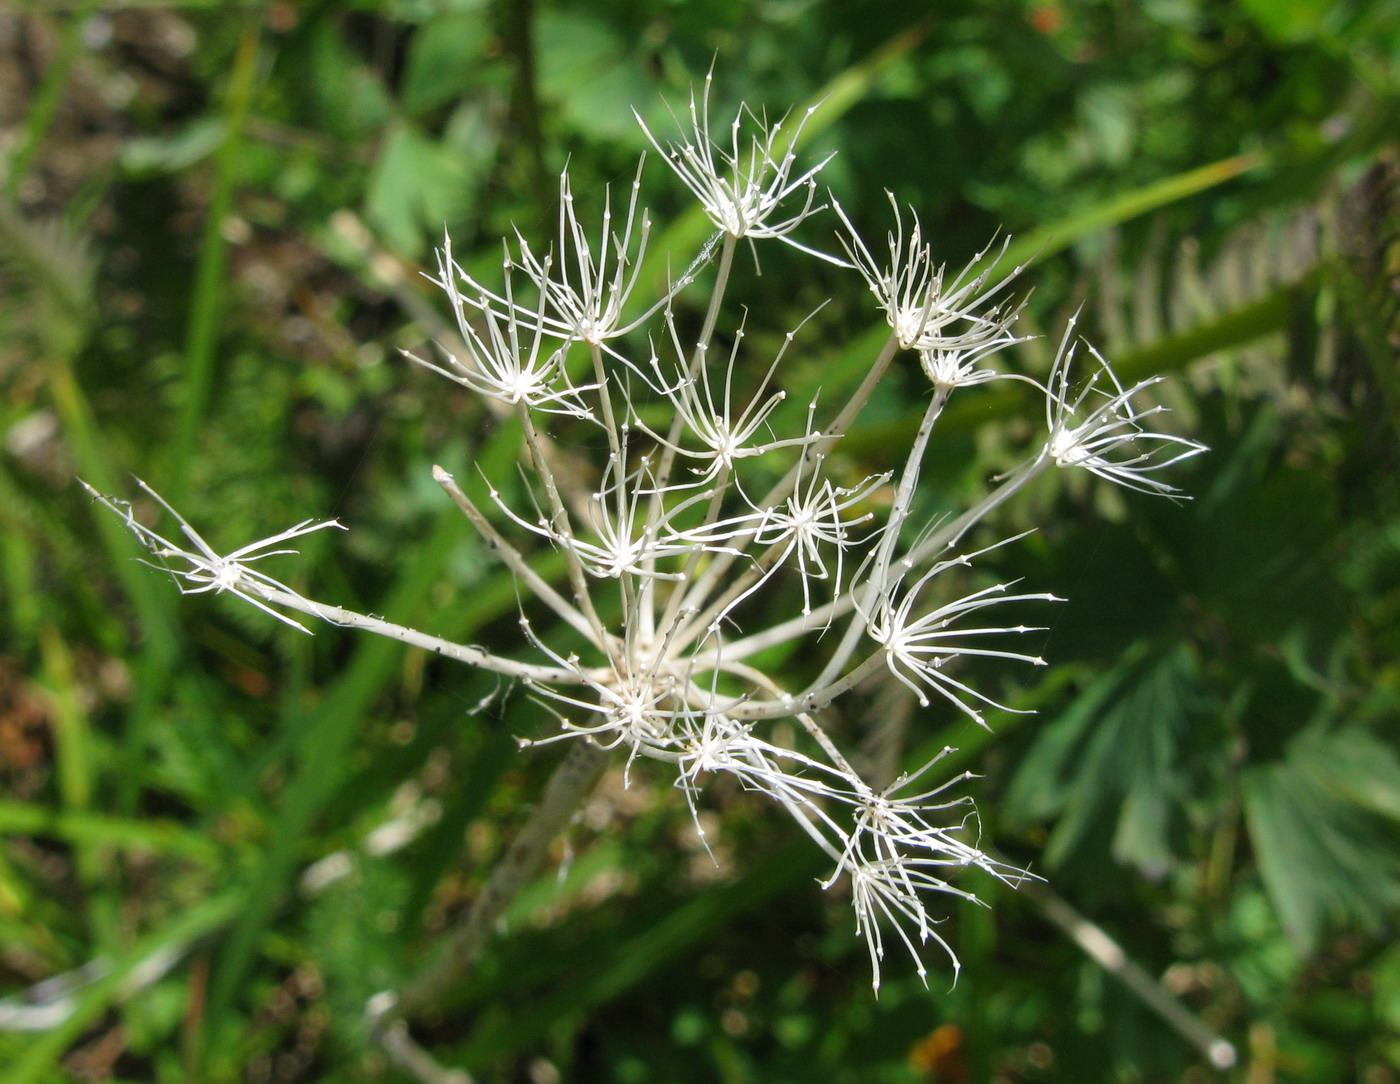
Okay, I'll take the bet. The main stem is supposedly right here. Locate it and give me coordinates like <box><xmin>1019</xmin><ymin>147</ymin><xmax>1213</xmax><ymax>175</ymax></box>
<box><xmin>369</xmin><ymin>740</ymin><xmax>609</xmax><ymax>1032</ymax></box>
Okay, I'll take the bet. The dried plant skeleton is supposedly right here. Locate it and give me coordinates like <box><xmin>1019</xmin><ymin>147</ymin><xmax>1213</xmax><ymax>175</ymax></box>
<box><xmin>88</xmin><ymin>83</ymin><xmax>1205</xmax><ymax>993</ymax></box>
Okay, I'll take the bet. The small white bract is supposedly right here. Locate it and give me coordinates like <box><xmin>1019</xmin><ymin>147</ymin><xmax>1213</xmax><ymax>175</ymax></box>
<box><xmin>1044</xmin><ymin>316</ymin><xmax>1208</xmax><ymax>497</ymax></box>
<box><xmin>82</xmin><ymin>478</ymin><xmax>345</xmax><ymax>633</ymax></box>
<box><xmin>863</xmin><ymin>549</ymin><xmax>1059</xmax><ymax>727</ymax></box>
<box><xmin>89</xmin><ymin>84</ymin><xmax>1205</xmax><ymax>994</ymax></box>
<box><xmin>636</xmin><ymin>71</ymin><xmax>838</xmax><ymax>262</ymax></box>
<box><xmin>412</xmin><ymin>237</ymin><xmax>593</xmax><ymax>417</ymax></box>
<box><xmin>837</xmin><ymin>194</ymin><xmax>1024</xmax><ymax>353</ymax></box>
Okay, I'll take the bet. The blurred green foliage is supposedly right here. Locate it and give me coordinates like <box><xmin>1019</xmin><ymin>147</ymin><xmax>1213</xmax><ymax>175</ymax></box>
<box><xmin>1</xmin><ymin>1</ymin><xmax>1397</xmax><ymax>1081</ymax></box>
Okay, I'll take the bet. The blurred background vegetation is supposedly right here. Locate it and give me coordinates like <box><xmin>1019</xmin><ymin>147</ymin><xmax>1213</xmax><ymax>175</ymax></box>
<box><xmin>1</xmin><ymin>0</ymin><xmax>1398</xmax><ymax>1081</ymax></box>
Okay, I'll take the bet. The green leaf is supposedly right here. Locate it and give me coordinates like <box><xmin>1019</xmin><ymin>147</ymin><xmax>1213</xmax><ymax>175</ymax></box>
<box><xmin>306</xmin><ymin>860</ymin><xmax>413</xmax><ymax>1053</ymax></box>
<box><xmin>1005</xmin><ymin>642</ymin><xmax>1208</xmax><ymax>877</ymax></box>
<box><xmin>1187</xmin><ymin>403</ymin><xmax>1345</xmax><ymax>647</ymax></box>
<box><xmin>1114</xmin><ymin>270</ymin><xmax>1322</xmax><ymax>385</ymax></box>
<box><xmin>1078</xmin><ymin>84</ymin><xmax>1137</xmax><ymax>167</ymax></box>
<box><xmin>1243</xmin><ymin>726</ymin><xmax>1400</xmax><ymax>953</ymax></box>
<box><xmin>202</xmin><ymin>419</ymin><xmax>531</xmax><ymax>1062</ymax></box>
<box><xmin>401</xmin><ymin>8</ymin><xmax>491</xmax><ymax>116</ymax></box>
<box><xmin>1036</xmin><ymin>521</ymin><xmax>1180</xmax><ymax>662</ymax></box>
<box><xmin>457</xmin><ymin>840</ymin><xmax>820</xmax><ymax>1065</ymax></box>
<box><xmin>1239</xmin><ymin>0</ymin><xmax>1335</xmax><ymax>43</ymax></box>
<box><xmin>365</xmin><ymin>117</ymin><xmax>488</xmax><ymax>256</ymax></box>
<box><xmin>294</xmin><ymin>16</ymin><xmax>392</xmax><ymax>140</ymax></box>
<box><xmin>535</xmin><ymin>11</ymin><xmax>656</xmax><ymax>143</ymax></box>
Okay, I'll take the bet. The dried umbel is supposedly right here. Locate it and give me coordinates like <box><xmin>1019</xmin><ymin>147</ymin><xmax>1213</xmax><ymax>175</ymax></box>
<box><xmin>87</xmin><ymin>82</ymin><xmax>1204</xmax><ymax>992</ymax></box>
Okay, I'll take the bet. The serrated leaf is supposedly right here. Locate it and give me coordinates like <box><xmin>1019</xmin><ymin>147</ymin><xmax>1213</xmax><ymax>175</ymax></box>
<box><xmin>1243</xmin><ymin>727</ymin><xmax>1400</xmax><ymax>953</ymax></box>
<box><xmin>1181</xmin><ymin>402</ymin><xmax>1346</xmax><ymax>650</ymax></box>
<box><xmin>365</xmin><ymin>118</ymin><xmax>484</xmax><ymax>256</ymax></box>
<box><xmin>1006</xmin><ymin>641</ymin><xmax>1207</xmax><ymax>877</ymax></box>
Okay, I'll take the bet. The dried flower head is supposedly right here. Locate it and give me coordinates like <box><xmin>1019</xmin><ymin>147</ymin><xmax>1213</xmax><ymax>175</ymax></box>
<box><xmin>88</xmin><ymin>85</ymin><xmax>1205</xmax><ymax>995</ymax></box>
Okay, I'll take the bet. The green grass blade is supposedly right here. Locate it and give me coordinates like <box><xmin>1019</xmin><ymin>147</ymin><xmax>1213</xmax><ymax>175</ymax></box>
<box><xmin>1001</xmin><ymin>153</ymin><xmax>1265</xmax><ymax>271</ymax></box>
<box><xmin>2</xmin><ymin>4</ymin><xmax>94</xmax><ymax>197</ymax></box>
<box><xmin>167</xmin><ymin>21</ymin><xmax>261</xmax><ymax>505</ymax></box>
<box><xmin>0</xmin><ymin>801</ymin><xmax>221</xmax><ymax>864</ymax></box>
<box><xmin>6</xmin><ymin>891</ymin><xmax>242</xmax><ymax>1084</ymax></box>
<box><xmin>201</xmin><ymin>510</ymin><xmax>469</xmax><ymax>1047</ymax></box>
<box><xmin>198</xmin><ymin>458</ymin><xmax>540</xmax><ymax>1058</ymax></box>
